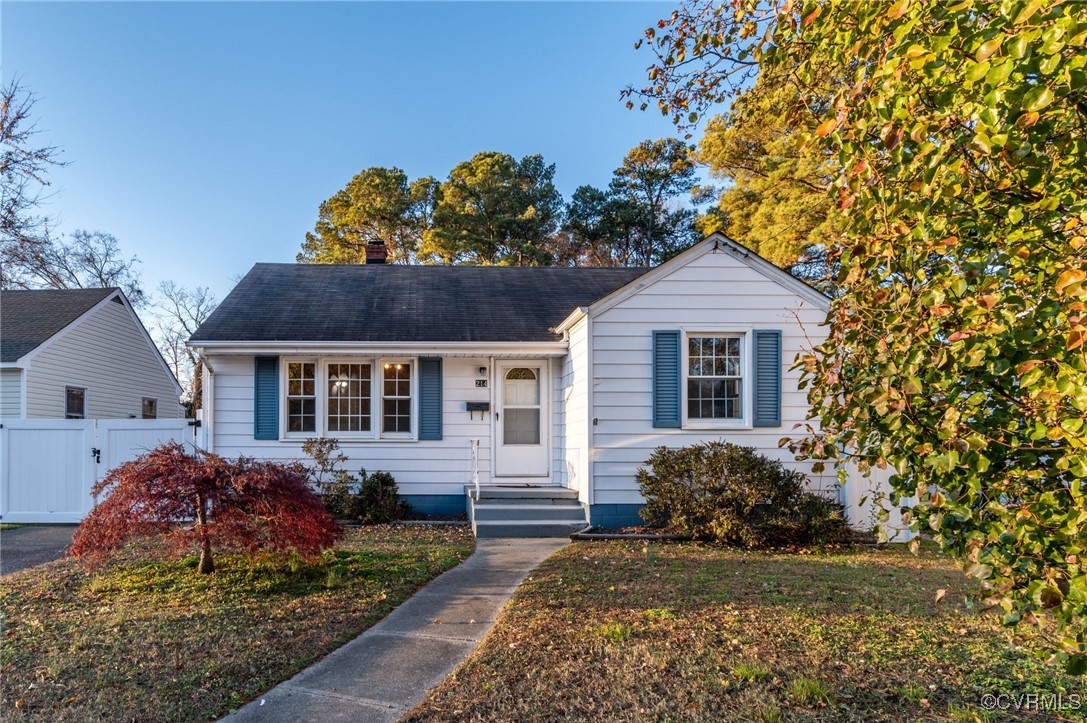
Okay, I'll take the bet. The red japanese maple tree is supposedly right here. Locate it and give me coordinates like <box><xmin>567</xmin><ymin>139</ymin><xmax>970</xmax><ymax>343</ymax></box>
<box><xmin>70</xmin><ymin>443</ymin><xmax>341</xmax><ymax>574</ymax></box>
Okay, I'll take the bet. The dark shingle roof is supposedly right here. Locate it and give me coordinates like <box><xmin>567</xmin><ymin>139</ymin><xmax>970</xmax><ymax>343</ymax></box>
<box><xmin>1</xmin><ymin>288</ymin><xmax>116</xmax><ymax>362</ymax></box>
<box><xmin>189</xmin><ymin>264</ymin><xmax>649</xmax><ymax>343</ymax></box>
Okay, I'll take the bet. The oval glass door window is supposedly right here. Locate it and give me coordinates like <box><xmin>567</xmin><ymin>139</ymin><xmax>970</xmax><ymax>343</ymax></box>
<box><xmin>503</xmin><ymin>367</ymin><xmax>540</xmax><ymax>445</ymax></box>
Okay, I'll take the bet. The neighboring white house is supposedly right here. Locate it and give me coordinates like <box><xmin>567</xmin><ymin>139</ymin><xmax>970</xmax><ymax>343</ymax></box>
<box><xmin>0</xmin><ymin>288</ymin><xmax>183</xmax><ymax>420</ymax></box>
<box><xmin>188</xmin><ymin>234</ymin><xmax>890</xmax><ymax>536</ymax></box>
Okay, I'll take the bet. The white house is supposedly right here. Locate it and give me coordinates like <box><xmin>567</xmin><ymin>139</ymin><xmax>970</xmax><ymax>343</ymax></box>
<box><xmin>0</xmin><ymin>288</ymin><xmax>183</xmax><ymax>420</ymax></box>
<box><xmin>188</xmin><ymin>234</ymin><xmax>882</xmax><ymax>537</ymax></box>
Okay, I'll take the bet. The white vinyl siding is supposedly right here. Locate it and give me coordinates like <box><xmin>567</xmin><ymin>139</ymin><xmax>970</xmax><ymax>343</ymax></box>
<box><xmin>206</xmin><ymin>353</ymin><xmax>567</xmax><ymax>498</ymax></box>
<box><xmin>589</xmin><ymin>245</ymin><xmax>831</xmax><ymax>506</ymax></box>
<box><xmin>0</xmin><ymin>369</ymin><xmax>23</xmax><ymax>418</ymax></box>
<box><xmin>558</xmin><ymin>316</ymin><xmax>591</xmax><ymax>504</ymax></box>
<box><xmin>24</xmin><ymin>298</ymin><xmax>182</xmax><ymax>419</ymax></box>
<box><xmin>208</xmin><ymin>355</ymin><xmax>492</xmax><ymax>496</ymax></box>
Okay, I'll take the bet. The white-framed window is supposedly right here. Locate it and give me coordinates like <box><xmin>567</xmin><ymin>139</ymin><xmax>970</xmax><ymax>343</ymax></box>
<box><xmin>286</xmin><ymin>361</ymin><xmax>317</xmax><ymax>434</ymax></box>
<box><xmin>65</xmin><ymin>386</ymin><xmax>86</xmax><ymax>419</ymax></box>
<box><xmin>683</xmin><ymin>332</ymin><xmax>751</xmax><ymax>427</ymax></box>
<box><xmin>326</xmin><ymin>362</ymin><xmax>372</xmax><ymax>433</ymax></box>
<box><xmin>142</xmin><ymin>398</ymin><xmax>158</xmax><ymax>419</ymax></box>
<box><xmin>381</xmin><ymin>361</ymin><xmax>413</xmax><ymax>435</ymax></box>
<box><xmin>282</xmin><ymin>358</ymin><xmax>415</xmax><ymax>440</ymax></box>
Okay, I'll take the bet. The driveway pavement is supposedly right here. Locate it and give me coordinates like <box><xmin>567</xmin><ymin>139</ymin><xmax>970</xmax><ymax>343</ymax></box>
<box><xmin>222</xmin><ymin>537</ymin><xmax>568</xmax><ymax>723</ymax></box>
<box><xmin>0</xmin><ymin>525</ymin><xmax>77</xmax><ymax>575</ymax></box>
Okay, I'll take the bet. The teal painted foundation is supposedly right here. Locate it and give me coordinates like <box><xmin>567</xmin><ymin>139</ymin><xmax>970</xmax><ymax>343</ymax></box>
<box><xmin>401</xmin><ymin>494</ymin><xmax>466</xmax><ymax>517</ymax></box>
<box><xmin>589</xmin><ymin>503</ymin><xmax>644</xmax><ymax>529</ymax></box>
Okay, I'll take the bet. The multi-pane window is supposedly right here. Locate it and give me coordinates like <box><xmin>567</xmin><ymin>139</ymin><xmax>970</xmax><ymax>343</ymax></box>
<box><xmin>65</xmin><ymin>387</ymin><xmax>86</xmax><ymax>419</ymax></box>
<box><xmin>327</xmin><ymin>363</ymin><xmax>371</xmax><ymax>432</ymax></box>
<box><xmin>382</xmin><ymin>363</ymin><xmax>412</xmax><ymax>433</ymax></box>
<box><xmin>282</xmin><ymin>360</ymin><xmax>415</xmax><ymax>437</ymax></box>
<box><xmin>287</xmin><ymin>362</ymin><xmax>316</xmax><ymax>433</ymax></box>
<box><xmin>142</xmin><ymin>398</ymin><xmax>157</xmax><ymax>419</ymax></box>
<box><xmin>687</xmin><ymin>336</ymin><xmax>743</xmax><ymax>420</ymax></box>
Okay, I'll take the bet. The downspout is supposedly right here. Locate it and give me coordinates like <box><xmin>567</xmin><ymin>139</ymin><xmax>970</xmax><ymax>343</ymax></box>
<box><xmin>586</xmin><ymin>313</ymin><xmax>595</xmax><ymax>511</ymax></box>
<box><xmin>19</xmin><ymin>364</ymin><xmax>28</xmax><ymax>419</ymax></box>
<box><xmin>196</xmin><ymin>348</ymin><xmax>215</xmax><ymax>453</ymax></box>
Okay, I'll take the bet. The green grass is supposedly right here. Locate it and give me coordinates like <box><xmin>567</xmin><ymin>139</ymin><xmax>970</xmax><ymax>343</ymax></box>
<box><xmin>598</xmin><ymin>622</ymin><xmax>632</xmax><ymax>643</ymax></box>
<box><xmin>0</xmin><ymin>523</ymin><xmax>29</xmax><ymax>531</ymax></box>
<box><xmin>731</xmin><ymin>662</ymin><xmax>772</xmax><ymax>683</ymax></box>
<box><xmin>0</xmin><ymin>524</ymin><xmax>474</xmax><ymax>721</ymax></box>
<box><xmin>642</xmin><ymin>607</ymin><xmax>676</xmax><ymax>621</ymax></box>
<box><xmin>406</xmin><ymin>541</ymin><xmax>1087</xmax><ymax>722</ymax></box>
<box><xmin>788</xmin><ymin>676</ymin><xmax>834</xmax><ymax>706</ymax></box>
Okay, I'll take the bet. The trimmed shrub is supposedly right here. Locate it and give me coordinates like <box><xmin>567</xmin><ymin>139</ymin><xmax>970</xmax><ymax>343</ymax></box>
<box><xmin>636</xmin><ymin>441</ymin><xmax>849</xmax><ymax>547</ymax></box>
<box><xmin>349</xmin><ymin>470</ymin><xmax>410</xmax><ymax>523</ymax></box>
<box><xmin>301</xmin><ymin>438</ymin><xmax>410</xmax><ymax>523</ymax></box>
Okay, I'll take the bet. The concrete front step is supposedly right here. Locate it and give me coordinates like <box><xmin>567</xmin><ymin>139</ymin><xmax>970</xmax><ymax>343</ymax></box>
<box><xmin>467</xmin><ymin>485</ymin><xmax>579</xmax><ymax>501</ymax></box>
<box><xmin>473</xmin><ymin>503</ymin><xmax>586</xmax><ymax>522</ymax></box>
<box><xmin>466</xmin><ymin>486</ymin><xmax>587</xmax><ymax>537</ymax></box>
<box><xmin>474</xmin><ymin>520</ymin><xmax>587</xmax><ymax>538</ymax></box>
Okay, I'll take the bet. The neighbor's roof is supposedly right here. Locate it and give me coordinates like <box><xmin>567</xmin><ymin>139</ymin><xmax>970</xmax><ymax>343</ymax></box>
<box><xmin>1</xmin><ymin>288</ymin><xmax>117</xmax><ymax>362</ymax></box>
<box><xmin>189</xmin><ymin>264</ymin><xmax>649</xmax><ymax>344</ymax></box>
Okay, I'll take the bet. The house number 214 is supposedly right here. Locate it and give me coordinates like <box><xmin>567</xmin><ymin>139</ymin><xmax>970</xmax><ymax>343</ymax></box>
<box><xmin>475</xmin><ymin>379</ymin><xmax>488</xmax><ymax>388</ymax></box>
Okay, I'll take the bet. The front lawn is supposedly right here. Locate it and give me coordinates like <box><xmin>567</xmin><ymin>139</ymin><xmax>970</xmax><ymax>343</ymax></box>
<box><xmin>408</xmin><ymin>541</ymin><xmax>1085</xmax><ymax>722</ymax></box>
<box><xmin>1</xmin><ymin>524</ymin><xmax>474</xmax><ymax>722</ymax></box>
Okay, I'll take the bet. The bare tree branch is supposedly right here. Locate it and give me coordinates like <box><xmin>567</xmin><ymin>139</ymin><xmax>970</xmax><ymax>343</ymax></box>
<box><xmin>0</xmin><ymin>77</ymin><xmax>68</xmax><ymax>287</ymax></box>
<box><xmin>152</xmin><ymin>281</ymin><xmax>218</xmax><ymax>411</ymax></box>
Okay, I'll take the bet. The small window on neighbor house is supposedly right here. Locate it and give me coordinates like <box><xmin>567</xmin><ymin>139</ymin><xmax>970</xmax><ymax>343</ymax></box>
<box><xmin>287</xmin><ymin>362</ymin><xmax>317</xmax><ymax>433</ymax></box>
<box><xmin>382</xmin><ymin>362</ymin><xmax>412</xmax><ymax>433</ymax></box>
<box><xmin>142</xmin><ymin>398</ymin><xmax>157</xmax><ymax>419</ymax></box>
<box><xmin>65</xmin><ymin>387</ymin><xmax>86</xmax><ymax>419</ymax></box>
<box><xmin>687</xmin><ymin>336</ymin><xmax>743</xmax><ymax>420</ymax></box>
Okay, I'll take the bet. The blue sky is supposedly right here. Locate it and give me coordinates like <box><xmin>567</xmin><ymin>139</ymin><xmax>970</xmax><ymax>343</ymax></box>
<box><xmin>4</xmin><ymin>1</ymin><xmax>684</xmax><ymax>300</ymax></box>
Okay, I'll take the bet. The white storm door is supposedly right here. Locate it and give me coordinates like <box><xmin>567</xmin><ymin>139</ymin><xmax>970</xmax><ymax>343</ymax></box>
<box><xmin>494</xmin><ymin>361</ymin><xmax>549</xmax><ymax>477</ymax></box>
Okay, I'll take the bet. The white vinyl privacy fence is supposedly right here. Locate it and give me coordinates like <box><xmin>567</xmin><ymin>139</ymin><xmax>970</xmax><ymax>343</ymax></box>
<box><xmin>0</xmin><ymin>418</ymin><xmax>196</xmax><ymax>523</ymax></box>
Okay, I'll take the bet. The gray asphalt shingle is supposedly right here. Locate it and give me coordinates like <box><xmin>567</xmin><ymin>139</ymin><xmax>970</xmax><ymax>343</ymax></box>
<box><xmin>0</xmin><ymin>288</ymin><xmax>116</xmax><ymax>362</ymax></box>
<box><xmin>189</xmin><ymin>264</ymin><xmax>648</xmax><ymax>343</ymax></box>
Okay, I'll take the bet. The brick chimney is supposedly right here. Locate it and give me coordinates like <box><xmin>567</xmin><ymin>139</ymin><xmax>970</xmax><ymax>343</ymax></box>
<box><xmin>365</xmin><ymin>241</ymin><xmax>388</xmax><ymax>265</ymax></box>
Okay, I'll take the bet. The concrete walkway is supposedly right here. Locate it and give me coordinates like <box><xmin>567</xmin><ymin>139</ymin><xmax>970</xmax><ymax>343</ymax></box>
<box><xmin>223</xmin><ymin>537</ymin><xmax>568</xmax><ymax>723</ymax></box>
<box><xmin>0</xmin><ymin>525</ymin><xmax>77</xmax><ymax>575</ymax></box>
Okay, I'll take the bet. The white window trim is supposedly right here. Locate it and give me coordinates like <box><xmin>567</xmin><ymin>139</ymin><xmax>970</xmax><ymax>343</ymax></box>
<box><xmin>322</xmin><ymin>358</ymin><xmax>377</xmax><ymax>439</ymax></box>
<box><xmin>681</xmin><ymin>327</ymin><xmax>754</xmax><ymax>430</ymax></box>
<box><xmin>280</xmin><ymin>357</ymin><xmax>419</xmax><ymax>441</ymax></box>
<box><xmin>142</xmin><ymin>397</ymin><xmax>158</xmax><ymax>419</ymax></box>
<box><xmin>282</xmin><ymin>357</ymin><xmax>320</xmax><ymax>440</ymax></box>
<box><xmin>378</xmin><ymin>359</ymin><xmax>417</xmax><ymax>439</ymax></box>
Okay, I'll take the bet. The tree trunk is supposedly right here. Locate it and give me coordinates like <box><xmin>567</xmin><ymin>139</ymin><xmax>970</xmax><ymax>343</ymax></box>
<box><xmin>195</xmin><ymin>492</ymin><xmax>214</xmax><ymax>574</ymax></box>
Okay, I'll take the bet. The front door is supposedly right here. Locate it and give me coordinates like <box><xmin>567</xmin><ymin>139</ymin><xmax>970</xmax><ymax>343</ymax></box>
<box><xmin>494</xmin><ymin>361</ymin><xmax>549</xmax><ymax>478</ymax></box>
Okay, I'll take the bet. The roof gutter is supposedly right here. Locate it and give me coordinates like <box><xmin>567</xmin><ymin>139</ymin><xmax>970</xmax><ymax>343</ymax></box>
<box><xmin>551</xmin><ymin>307</ymin><xmax>588</xmax><ymax>336</ymax></box>
<box><xmin>186</xmin><ymin>340</ymin><xmax>570</xmax><ymax>357</ymax></box>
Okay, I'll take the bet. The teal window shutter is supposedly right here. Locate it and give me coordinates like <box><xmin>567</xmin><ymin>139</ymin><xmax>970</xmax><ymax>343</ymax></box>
<box><xmin>652</xmin><ymin>330</ymin><xmax>681</xmax><ymax>428</ymax></box>
<box><xmin>752</xmin><ymin>330</ymin><xmax>782</xmax><ymax>427</ymax></box>
<box><xmin>253</xmin><ymin>356</ymin><xmax>279</xmax><ymax>440</ymax></box>
<box><xmin>418</xmin><ymin>357</ymin><xmax>443</xmax><ymax>440</ymax></box>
